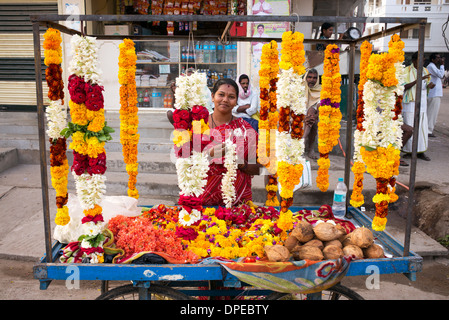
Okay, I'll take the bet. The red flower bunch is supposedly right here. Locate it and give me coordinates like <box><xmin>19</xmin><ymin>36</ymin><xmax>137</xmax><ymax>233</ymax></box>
<box><xmin>72</xmin><ymin>151</ymin><xmax>106</xmax><ymax>176</ymax></box>
<box><xmin>176</xmin><ymin>226</ymin><xmax>199</xmax><ymax>241</ymax></box>
<box><xmin>49</xmin><ymin>137</ymin><xmax>67</xmax><ymax>166</ymax></box>
<box><xmin>178</xmin><ymin>194</ymin><xmax>203</xmax><ymax>213</ymax></box>
<box><xmin>215</xmin><ymin>204</ymin><xmax>280</xmax><ymax>230</ymax></box>
<box><xmin>191</xmin><ymin>105</ymin><xmax>209</xmax><ymax>122</ymax></box>
<box><xmin>173</xmin><ymin>109</ymin><xmax>192</xmax><ymax>130</ymax></box>
<box><xmin>68</xmin><ymin>74</ymin><xmax>86</xmax><ymax>104</ymax></box>
<box><xmin>85</xmin><ymin>83</ymin><xmax>104</xmax><ymax>111</ymax></box>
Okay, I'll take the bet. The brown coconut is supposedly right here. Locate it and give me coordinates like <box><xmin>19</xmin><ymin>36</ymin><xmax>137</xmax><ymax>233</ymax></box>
<box><xmin>343</xmin><ymin>245</ymin><xmax>364</xmax><ymax>259</ymax></box>
<box><xmin>324</xmin><ymin>239</ymin><xmax>343</xmax><ymax>249</ymax></box>
<box><xmin>342</xmin><ymin>234</ymin><xmax>354</xmax><ymax>247</ymax></box>
<box><xmin>323</xmin><ymin>245</ymin><xmax>344</xmax><ymax>260</ymax></box>
<box><xmin>291</xmin><ymin>220</ymin><xmax>314</xmax><ymax>243</ymax></box>
<box><xmin>295</xmin><ymin>246</ymin><xmax>324</xmax><ymax>261</ymax></box>
<box><xmin>313</xmin><ymin>222</ymin><xmax>345</xmax><ymax>242</ymax></box>
<box><xmin>284</xmin><ymin>235</ymin><xmax>299</xmax><ymax>252</ymax></box>
<box><xmin>303</xmin><ymin>239</ymin><xmax>324</xmax><ymax>250</ymax></box>
<box><xmin>363</xmin><ymin>244</ymin><xmax>385</xmax><ymax>259</ymax></box>
<box><xmin>264</xmin><ymin>245</ymin><xmax>290</xmax><ymax>262</ymax></box>
<box><xmin>349</xmin><ymin>227</ymin><xmax>374</xmax><ymax>248</ymax></box>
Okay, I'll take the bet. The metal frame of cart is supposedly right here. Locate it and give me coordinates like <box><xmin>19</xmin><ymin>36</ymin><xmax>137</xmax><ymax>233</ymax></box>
<box><xmin>30</xmin><ymin>14</ymin><xmax>427</xmax><ymax>300</ymax></box>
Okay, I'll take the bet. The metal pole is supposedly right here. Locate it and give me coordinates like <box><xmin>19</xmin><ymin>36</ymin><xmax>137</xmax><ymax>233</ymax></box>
<box><xmin>32</xmin><ymin>21</ymin><xmax>53</xmax><ymax>262</ymax></box>
<box><xmin>344</xmin><ymin>42</ymin><xmax>356</xmax><ymax>217</ymax></box>
<box><xmin>403</xmin><ymin>22</ymin><xmax>426</xmax><ymax>257</ymax></box>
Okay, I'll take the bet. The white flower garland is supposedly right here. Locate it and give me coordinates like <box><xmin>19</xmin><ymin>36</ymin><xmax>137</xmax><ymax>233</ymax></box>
<box><xmin>68</xmin><ymin>35</ymin><xmax>102</xmax><ymax>85</ymax></box>
<box><xmin>46</xmin><ymin>99</ymin><xmax>67</xmax><ymax>140</ymax></box>
<box><xmin>176</xmin><ymin>151</ymin><xmax>210</xmax><ymax>197</ymax></box>
<box><xmin>276</xmin><ymin>68</ymin><xmax>307</xmax><ymax>166</ymax></box>
<box><xmin>174</xmin><ymin>71</ymin><xmax>208</xmax><ymax>110</ymax></box>
<box><xmin>72</xmin><ymin>172</ymin><xmax>107</xmax><ymax>210</ymax></box>
<box><xmin>222</xmin><ymin>137</ymin><xmax>238</xmax><ymax>208</ymax></box>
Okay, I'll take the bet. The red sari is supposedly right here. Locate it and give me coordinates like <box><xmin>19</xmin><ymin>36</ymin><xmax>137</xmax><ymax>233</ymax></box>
<box><xmin>200</xmin><ymin>117</ymin><xmax>258</xmax><ymax>206</ymax></box>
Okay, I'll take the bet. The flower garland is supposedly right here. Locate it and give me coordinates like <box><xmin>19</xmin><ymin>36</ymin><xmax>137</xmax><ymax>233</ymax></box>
<box><xmin>276</xmin><ymin>31</ymin><xmax>307</xmax><ymax>213</ymax></box>
<box><xmin>172</xmin><ymin>72</ymin><xmax>210</xmax><ymax>223</ymax></box>
<box><xmin>61</xmin><ymin>35</ymin><xmax>114</xmax><ymax>263</ymax></box>
<box><xmin>118</xmin><ymin>39</ymin><xmax>139</xmax><ymax>199</ymax></box>
<box><xmin>258</xmin><ymin>40</ymin><xmax>280</xmax><ymax>206</ymax></box>
<box><xmin>317</xmin><ymin>44</ymin><xmax>342</xmax><ymax>192</ymax></box>
<box><xmin>360</xmin><ymin>34</ymin><xmax>405</xmax><ymax>231</ymax></box>
<box><xmin>350</xmin><ymin>41</ymin><xmax>372</xmax><ymax>208</ymax></box>
<box><xmin>43</xmin><ymin>28</ymin><xmax>69</xmax><ymax>226</ymax></box>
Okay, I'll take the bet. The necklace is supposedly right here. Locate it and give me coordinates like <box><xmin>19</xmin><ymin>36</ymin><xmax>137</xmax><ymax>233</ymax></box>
<box><xmin>211</xmin><ymin>114</ymin><xmax>233</xmax><ymax>129</ymax></box>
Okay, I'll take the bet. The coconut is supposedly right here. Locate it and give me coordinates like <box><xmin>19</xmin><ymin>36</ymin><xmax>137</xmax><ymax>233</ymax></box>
<box><xmin>363</xmin><ymin>243</ymin><xmax>385</xmax><ymax>259</ymax></box>
<box><xmin>303</xmin><ymin>239</ymin><xmax>324</xmax><ymax>250</ymax></box>
<box><xmin>324</xmin><ymin>239</ymin><xmax>343</xmax><ymax>249</ymax></box>
<box><xmin>284</xmin><ymin>235</ymin><xmax>299</xmax><ymax>252</ymax></box>
<box><xmin>294</xmin><ymin>246</ymin><xmax>324</xmax><ymax>261</ymax></box>
<box><xmin>313</xmin><ymin>222</ymin><xmax>345</xmax><ymax>242</ymax></box>
<box><xmin>343</xmin><ymin>245</ymin><xmax>364</xmax><ymax>259</ymax></box>
<box><xmin>264</xmin><ymin>245</ymin><xmax>290</xmax><ymax>262</ymax></box>
<box><xmin>323</xmin><ymin>245</ymin><xmax>344</xmax><ymax>260</ymax></box>
<box><xmin>291</xmin><ymin>220</ymin><xmax>314</xmax><ymax>243</ymax></box>
<box><xmin>349</xmin><ymin>227</ymin><xmax>374</xmax><ymax>248</ymax></box>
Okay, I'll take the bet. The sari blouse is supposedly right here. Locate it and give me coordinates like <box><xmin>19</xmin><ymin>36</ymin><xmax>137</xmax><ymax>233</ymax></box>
<box><xmin>200</xmin><ymin>117</ymin><xmax>258</xmax><ymax>206</ymax></box>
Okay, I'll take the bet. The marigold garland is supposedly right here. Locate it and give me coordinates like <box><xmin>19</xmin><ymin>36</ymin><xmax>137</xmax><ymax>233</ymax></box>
<box><xmin>350</xmin><ymin>41</ymin><xmax>372</xmax><ymax>208</ymax></box>
<box><xmin>258</xmin><ymin>40</ymin><xmax>280</xmax><ymax>206</ymax></box>
<box><xmin>43</xmin><ymin>28</ymin><xmax>70</xmax><ymax>226</ymax></box>
<box><xmin>276</xmin><ymin>31</ymin><xmax>307</xmax><ymax>213</ymax></box>
<box><xmin>317</xmin><ymin>44</ymin><xmax>342</xmax><ymax>192</ymax></box>
<box><xmin>118</xmin><ymin>39</ymin><xmax>139</xmax><ymax>199</ymax></box>
<box><xmin>360</xmin><ymin>34</ymin><xmax>405</xmax><ymax>231</ymax></box>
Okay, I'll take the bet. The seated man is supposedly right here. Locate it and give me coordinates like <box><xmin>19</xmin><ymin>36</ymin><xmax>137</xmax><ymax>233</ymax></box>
<box><xmin>303</xmin><ymin>69</ymin><xmax>321</xmax><ymax>159</ymax></box>
<box><xmin>232</xmin><ymin>74</ymin><xmax>259</xmax><ymax>133</ymax></box>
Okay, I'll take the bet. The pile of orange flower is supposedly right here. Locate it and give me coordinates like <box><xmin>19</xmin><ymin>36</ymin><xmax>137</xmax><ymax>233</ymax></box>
<box><xmin>258</xmin><ymin>40</ymin><xmax>280</xmax><ymax>207</ymax></box>
<box><xmin>43</xmin><ymin>28</ymin><xmax>70</xmax><ymax>226</ymax></box>
<box><xmin>317</xmin><ymin>44</ymin><xmax>342</xmax><ymax>192</ymax></box>
<box><xmin>118</xmin><ymin>38</ymin><xmax>140</xmax><ymax>199</ymax></box>
<box><xmin>350</xmin><ymin>41</ymin><xmax>372</xmax><ymax>208</ymax></box>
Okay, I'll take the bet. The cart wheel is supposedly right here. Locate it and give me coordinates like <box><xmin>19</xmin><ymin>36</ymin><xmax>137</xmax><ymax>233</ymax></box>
<box><xmin>95</xmin><ymin>283</ymin><xmax>192</xmax><ymax>300</ymax></box>
<box><xmin>264</xmin><ymin>283</ymin><xmax>364</xmax><ymax>300</ymax></box>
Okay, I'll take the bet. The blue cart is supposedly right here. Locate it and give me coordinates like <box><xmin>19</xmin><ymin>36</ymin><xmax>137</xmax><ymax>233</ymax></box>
<box><xmin>33</xmin><ymin>206</ymin><xmax>422</xmax><ymax>300</ymax></box>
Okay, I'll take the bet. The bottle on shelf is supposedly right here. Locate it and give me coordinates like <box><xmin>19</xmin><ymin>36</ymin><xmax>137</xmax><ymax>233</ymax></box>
<box><xmin>203</xmin><ymin>41</ymin><xmax>210</xmax><ymax>64</ymax></box>
<box><xmin>332</xmin><ymin>178</ymin><xmax>348</xmax><ymax>219</ymax></box>
<box><xmin>181</xmin><ymin>46</ymin><xmax>186</xmax><ymax>62</ymax></box>
<box><xmin>164</xmin><ymin>94</ymin><xmax>168</xmax><ymax>108</ymax></box>
<box><xmin>210</xmin><ymin>41</ymin><xmax>216</xmax><ymax>63</ymax></box>
<box><xmin>224</xmin><ymin>42</ymin><xmax>232</xmax><ymax>63</ymax></box>
<box><xmin>195</xmin><ymin>41</ymin><xmax>203</xmax><ymax>63</ymax></box>
<box><xmin>138</xmin><ymin>91</ymin><xmax>143</xmax><ymax>108</ymax></box>
<box><xmin>167</xmin><ymin>93</ymin><xmax>173</xmax><ymax>108</ymax></box>
<box><xmin>217</xmin><ymin>43</ymin><xmax>223</xmax><ymax>63</ymax></box>
<box><xmin>151</xmin><ymin>88</ymin><xmax>163</xmax><ymax>108</ymax></box>
<box><xmin>231</xmin><ymin>41</ymin><xmax>237</xmax><ymax>63</ymax></box>
<box><xmin>143</xmin><ymin>89</ymin><xmax>150</xmax><ymax>108</ymax></box>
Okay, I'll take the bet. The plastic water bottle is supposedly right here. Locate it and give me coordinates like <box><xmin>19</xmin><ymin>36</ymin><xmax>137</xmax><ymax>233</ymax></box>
<box><xmin>210</xmin><ymin>41</ymin><xmax>216</xmax><ymax>63</ymax></box>
<box><xmin>231</xmin><ymin>41</ymin><xmax>237</xmax><ymax>62</ymax></box>
<box><xmin>217</xmin><ymin>43</ymin><xmax>223</xmax><ymax>63</ymax></box>
<box><xmin>203</xmin><ymin>41</ymin><xmax>210</xmax><ymax>64</ymax></box>
<box><xmin>195</xmin><ymin>41</ymin><xmax>203</xmax><ymax>63</ymax></box>
<box><xmin>332</xmin><ymin>178</ymin><xmax>347</xmax><ymax>219</ymax></box>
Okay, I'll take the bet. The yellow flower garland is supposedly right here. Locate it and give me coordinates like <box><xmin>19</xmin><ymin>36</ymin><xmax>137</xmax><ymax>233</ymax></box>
<box><xmin>317</xmin><ymin>44</ymin><xmax>342</xmax><ymax>192</ymax></box>
<box><xmin>258</xmin><ymin>40</ymin><xmax>280</xmax><ymax>206</ymax></box>
<box><xmin>118</xmin><ymin>39</ymin><xmax>139</xmax><ymax>199</ymax></box>
<box><xmin>44</xmin><ymin>28</ymin><xmax>70</xmax><ymax>226</ymax></box>
<box><xmin>350</xmin><ymin>41</ymin><xmax>372</xmax><ymax>208</ymax></box>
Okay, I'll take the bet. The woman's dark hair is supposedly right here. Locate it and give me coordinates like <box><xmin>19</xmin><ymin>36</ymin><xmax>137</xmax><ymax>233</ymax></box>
<box><xmin>319</xmin><ymin>22</ymin><xmax>334</xmax><ymax>37</ymax></box>
<box><xmin>238</xmin><ymin>74</ymin><xmax>249</xmax><ymax>83</ymax></box>
<box><xmin>412</xmin><ymin>51</ymin><xmax>418</xmax><ymax>61</ymax></box>
<box><xmin>212</xmin><ymin>78</ymin><xmax>239</xmax><ymax>97</ymax></box>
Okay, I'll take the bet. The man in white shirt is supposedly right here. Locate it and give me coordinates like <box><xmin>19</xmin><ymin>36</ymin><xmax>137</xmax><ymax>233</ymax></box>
<box><xmin>427</xmin><ymin>53</ymin><xmax>445</xmax><ymax>137</ymax></box>
<box><xmin>233</xmin><ymin>74</ymin><xmax>259</xmax><ymax>132</ymax></box>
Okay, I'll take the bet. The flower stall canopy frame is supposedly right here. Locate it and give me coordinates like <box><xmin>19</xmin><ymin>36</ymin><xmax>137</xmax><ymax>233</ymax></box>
<box><xmin>30</xmin><ymin>14</ymin><xmax>427</xmax><ymax>262</ymax></box>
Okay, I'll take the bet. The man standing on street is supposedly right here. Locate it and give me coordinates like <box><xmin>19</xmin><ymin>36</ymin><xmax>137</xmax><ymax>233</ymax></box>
<box><xmin>427</xmin><ymin>53</ymin><xmax>445</xmax><ymax>138</ymax></box>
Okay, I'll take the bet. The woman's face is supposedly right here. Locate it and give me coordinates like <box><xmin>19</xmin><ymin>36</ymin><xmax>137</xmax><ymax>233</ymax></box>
<box><xmin>323</xmin><ymin>27</ymin><xmax>334</xmax><ymax>39</ymax></box>
<box><xmin>212</xmin><ymin>84</ymin><xmax>238</xmax><ymax>114</ymax></box>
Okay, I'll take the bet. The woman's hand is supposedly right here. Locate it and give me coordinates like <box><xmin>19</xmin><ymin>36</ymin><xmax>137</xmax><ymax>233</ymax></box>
<box><xmin>208</xmin><ymin>143</ymin><xmax>226</xmax><ymax>159</ymax></box>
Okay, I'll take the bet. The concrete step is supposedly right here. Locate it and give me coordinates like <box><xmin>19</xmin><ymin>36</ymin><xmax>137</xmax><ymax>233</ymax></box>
<box><xmin>0</xmin><ymin>148</ymin><xmax>18</xmax><ymax>173</ymax></box>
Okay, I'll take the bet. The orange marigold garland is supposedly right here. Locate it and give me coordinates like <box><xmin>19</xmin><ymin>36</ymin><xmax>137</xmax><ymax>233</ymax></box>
<box><xmin>258</xmin><ymin>40</ymin><xmax>280</xmax><ymax>207</ymax></box>
<box><xmin>276</xmin><ymin>31</ymin><xmax>307</xmax><ymax>213</ymax></box>
<box><xmin>43</xmin><ymin>28</ymin><xmax>70</xmax><ymax>226</ymax></box>
<box><xmin>350</xmin><ymin>41</ymin><xmax>372</xmax><ymax>208</ymax></box>
<box><xmin>360</xmin><ymin>34</ymin><xmax>405</xmax><ymax>231</ymax></box>
<box><xmin>317</xmin><ymin>44</ymin><xmax>342</xmax><ymax>192</ymax></box>
<box><xmin>118</xmin><ymin>39</ymin><xmax>139</xmax><ymax>199</ymax></box>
